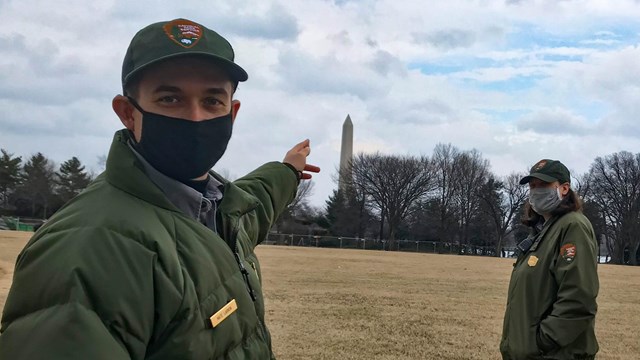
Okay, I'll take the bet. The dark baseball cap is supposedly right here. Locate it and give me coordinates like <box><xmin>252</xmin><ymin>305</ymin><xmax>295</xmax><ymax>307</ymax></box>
<box><xmin>520</xmin><ymin>159</ymin><xmax>571</xmax><ymax>185</ymax></box>
<box><xmin>121</xmin><ymin>18</ymin><xmax>248</xmax><ymax>90</ymax></box>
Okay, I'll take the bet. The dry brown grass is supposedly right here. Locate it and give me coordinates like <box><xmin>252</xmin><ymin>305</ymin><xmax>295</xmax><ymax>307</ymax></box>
<box><xmin>0</xmin><ymin>231</ymin><xmax>638</xmax><ymax>359</ymax></box>
<box><xmin>257</xmin><ymin>246</ymin><xmax>640</xmax><ymax>360</ymax></box>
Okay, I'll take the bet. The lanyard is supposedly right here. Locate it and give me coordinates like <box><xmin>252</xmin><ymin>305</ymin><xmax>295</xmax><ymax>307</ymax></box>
<box><xmin>516</xmin><ymin>216</ymin><xmax>560</xmax><ymax>254</ymax></box>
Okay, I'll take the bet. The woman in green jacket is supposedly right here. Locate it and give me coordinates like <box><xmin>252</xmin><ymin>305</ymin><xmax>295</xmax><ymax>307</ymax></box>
<box><xmin>500</xmin><ymin>159</ymin><xmax>599</xmax><ymax>360</ymax></box>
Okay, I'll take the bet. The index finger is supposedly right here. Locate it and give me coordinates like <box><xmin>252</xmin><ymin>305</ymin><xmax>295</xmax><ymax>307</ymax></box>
<box><xmin>304</xmin><ymin>164</ymin><xmax>321</xmax><ymax>173</ymax></box>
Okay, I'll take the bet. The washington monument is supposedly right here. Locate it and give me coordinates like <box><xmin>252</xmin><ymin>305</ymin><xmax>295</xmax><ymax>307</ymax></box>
<box><xmin>339</xmin><ymin>114</ymin><xmax>353</xmax><ymax>192</ymax></box>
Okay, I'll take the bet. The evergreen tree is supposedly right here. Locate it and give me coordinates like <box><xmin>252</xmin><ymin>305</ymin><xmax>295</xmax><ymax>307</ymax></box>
<box><xmin>0</xmin><ymin>149</ymin><xmax>23</xmax><ymax>208</ymax></box>
<box><xmin>56</xmin><ymin>156</ymin><xmax>92</xmax><ymax>204</ymax></box>
<box><xmin>19</xmin><ymin>153</ymin><xmax>56</xmax><ymax>218</ymax></box>
<box><xmin>324</xmin><ymin>187</ymin><xmax>373</xmax><ymax>238</ymax></box>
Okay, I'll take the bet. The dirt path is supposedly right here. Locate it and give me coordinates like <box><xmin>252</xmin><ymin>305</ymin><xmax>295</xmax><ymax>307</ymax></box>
<box><xmin>0</xmin><ymin>261</ymin><xmax>14</xmax><ymax>310</ymax></box>
<box><xmin>0</xmin><ymin>231</ymin><xmax>31</xmax><ymax>311</ymax></box>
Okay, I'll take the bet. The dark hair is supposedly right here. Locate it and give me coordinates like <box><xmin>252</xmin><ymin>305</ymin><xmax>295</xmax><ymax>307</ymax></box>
<box><xmin>124</xmin><ymin>76</ymin><xmax>141</xmax><ymax>99</ymax></box>
<box><xmin>521</xmin><ymin>188</ymin><xmax>583</xmax><ymax>227</ymax></box>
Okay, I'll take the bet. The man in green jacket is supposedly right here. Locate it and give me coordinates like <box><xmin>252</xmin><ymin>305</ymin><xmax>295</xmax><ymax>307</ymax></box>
<box><xmin>0</xmin><ymin>18</ymin><xmax>319</xmax><ymax>359</ymax></box>
<box><xmin>500</xmin><ymin>159</ymin><xmax>598</xmax><ymax>360</ymax></box>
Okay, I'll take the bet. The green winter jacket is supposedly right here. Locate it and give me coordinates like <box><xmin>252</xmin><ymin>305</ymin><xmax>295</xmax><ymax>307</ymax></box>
<box><xmin>0</xmin><ymin>130</ymin><xmax>298</xmax><ymax>359</ymax></box>
<box><xmin>500</xmin><ymin>211</ymin><xmax>599</xmax><ymax>360</ymax></box>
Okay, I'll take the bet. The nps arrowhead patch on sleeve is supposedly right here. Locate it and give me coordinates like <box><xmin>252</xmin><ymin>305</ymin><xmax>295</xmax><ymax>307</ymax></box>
<box><xmin>560</xmin><ymin>243</ymin><xmax>577</xmax><ymax>263</ymax></box>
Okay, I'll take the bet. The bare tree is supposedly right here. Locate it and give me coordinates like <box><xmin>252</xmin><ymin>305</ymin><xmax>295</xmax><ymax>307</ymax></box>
<box><xmin>289</xmin><ymin>180</ymin><xmax>314</xmax><ymax>215</ymax></box>
<box><xmin>432</xmin><ymin>143</ymin><xmax>460</xmax><ymax>243</ymax></box>
<box><xmin>587</xmin><ymin>152</ymin><xmax>640</xmax><ymax>265</ymax></box>
<box><xmin>274</xmin><ymin>180</ymin><xmax>316</xmax><ymax>232</ymax></box>
<box><xmin>575</xmin><ymin>172</ymin><xmax>608</xmax><ymax>261</ymax></box>
<box><xmin>478</xmin><ymin>173</ymin><xmax>528</xmax><ymax>256</ymax></box>
<box><xmin>452</xmin><ymin>149</ymin><xmax>491</xmax><ymax>249</ymax></box>
<box><xmin>347</xmin><ymin>153</ymin><xmax>434</xmax><ymax>249</ymax></box>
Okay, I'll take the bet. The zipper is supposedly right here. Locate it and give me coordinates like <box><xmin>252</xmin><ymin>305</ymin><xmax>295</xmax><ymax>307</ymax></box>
<box><xmin>234</xmin><ymin>250</ymin><xmax>257</xmax><ymax>301</ymax></box>
<box><xmin>249</xmin><ymin>261</ymin><xmax>259</xmax><ymax>282</ymax></box>
<box><xmin>228</xmin><ymin>205</ymin><xmax>259</xmax><ymax>302</ymax></box>
<box><xmin>223</xmin><ymin>202</ymin><xmax>268</xmax><ymax>343</ymax></box>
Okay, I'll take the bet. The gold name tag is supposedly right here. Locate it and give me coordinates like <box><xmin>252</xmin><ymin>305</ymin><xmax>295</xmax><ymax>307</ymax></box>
<box><xmin>209</xmin><ymin>299</ymin><xmax>238</xmax><ymax>328</ymax></box>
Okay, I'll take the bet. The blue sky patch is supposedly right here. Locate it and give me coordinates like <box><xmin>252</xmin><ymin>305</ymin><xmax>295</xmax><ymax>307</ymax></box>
<box><xmin>462</xmin><ymin>75</ymin><xmax>543</xmax><ymax>92</ymax></box>
<box><xmin>507</xmin><ymin>22</ymin><xmax>640</xmax><ymax>50</ymax></box>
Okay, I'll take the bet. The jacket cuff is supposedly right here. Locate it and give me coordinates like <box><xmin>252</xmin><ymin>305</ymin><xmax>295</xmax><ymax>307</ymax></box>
<box><xmin>282</xmin><ymin>162</ymin><xmax>301</xmax><ymax>184</ymax></box>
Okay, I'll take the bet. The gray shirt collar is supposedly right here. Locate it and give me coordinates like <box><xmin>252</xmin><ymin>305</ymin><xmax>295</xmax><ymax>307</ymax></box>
<box><xmin>127</xmin><ymin>142</ymin><xmax>223</xmax><ymax>221</ymax></box>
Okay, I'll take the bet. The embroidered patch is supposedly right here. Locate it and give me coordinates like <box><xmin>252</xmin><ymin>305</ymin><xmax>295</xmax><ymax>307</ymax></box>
<box><xmin>527</xmin><ymin>255</ymin><xmax>539</xmax><ymax>267</ymax></box>
<box><xmin>560</xmin><ymin>243</ymin><xmax>577</xmax><ymax>263</ymax></box>
<box><xmin>163</xmin><ymin>19</ymin><xmax>202</xmax><ymax>48</ymax></box>
<box><xmin>533</xmin><ymin>160</ymin><xmax>547</xmax><ymax>171</ymax></box>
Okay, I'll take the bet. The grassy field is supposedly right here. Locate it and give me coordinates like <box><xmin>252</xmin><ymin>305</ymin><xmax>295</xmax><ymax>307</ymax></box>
<box><xmin>1</xmin><ymin>230</ymin><xmax>639</xmax><ymax>359</ymax></box>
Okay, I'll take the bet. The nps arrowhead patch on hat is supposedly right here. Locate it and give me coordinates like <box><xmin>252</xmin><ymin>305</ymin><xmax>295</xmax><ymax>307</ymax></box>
<box><xmin>519</xmin><ymin>159</ymin><xmax>571</xmax><ymax>185</ymax></box>
<box><xmin>533</xmin><ymin>160</ymin><xmax>547</xmax><ymax>172</ymax></box>
<box><xmin>163</xmin><ymin>19</ymin><xmax>202</xmax><ymax>48</ymax></box>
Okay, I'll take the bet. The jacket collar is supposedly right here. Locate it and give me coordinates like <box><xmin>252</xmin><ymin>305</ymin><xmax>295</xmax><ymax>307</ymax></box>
<box><xmin>127</xmin><ymin>141</ymin><xmax>223</xmax><ymax>221</ymax></box>
<box><xmin>105</xmin><ymin>129</ymin><xmax>259</xmax><ymax>217</ymax></box>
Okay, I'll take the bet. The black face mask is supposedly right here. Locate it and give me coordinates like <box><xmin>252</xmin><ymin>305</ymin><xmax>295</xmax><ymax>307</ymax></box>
<box><xmin>127</xmin><ymin>97</ymin><xmax>233</xmax><ymax>182</ymax></box>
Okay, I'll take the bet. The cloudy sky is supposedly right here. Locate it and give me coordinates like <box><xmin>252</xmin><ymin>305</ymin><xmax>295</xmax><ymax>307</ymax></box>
<box><xmin>2</xmin><ymin>0</ymin><xmax>640</xmax><ymax>207</ymax></box>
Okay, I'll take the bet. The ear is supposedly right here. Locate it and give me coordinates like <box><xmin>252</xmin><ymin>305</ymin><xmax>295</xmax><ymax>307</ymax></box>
<box><xmin>230</xmin><ymin>100</ymin><xmax>241</xmax><ymax>124</ymax></box>
<box><xmin>559</xmin><ymin>183</ymin><xmax>571</xmax><ymax>197</ymax></box>
<box><xmin>112</xmin><ymin>95</ymin><xmax>136</xmax><ymax>131</ymax></box>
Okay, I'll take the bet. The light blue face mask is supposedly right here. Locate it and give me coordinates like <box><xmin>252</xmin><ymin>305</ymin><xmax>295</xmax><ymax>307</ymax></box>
<box><xmin>529</xmin><ymin>187</ymin><xmax>562</xmax><ymax>215</ymax></box>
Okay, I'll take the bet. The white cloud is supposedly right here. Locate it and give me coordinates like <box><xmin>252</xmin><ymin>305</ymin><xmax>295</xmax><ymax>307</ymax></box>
<box><xmin>2</xmin><ymin>0</ymin><xmax>640</xmax><ymax>207</ymax></box>
<box><xmin>516</xmin><ymin>108</ymin><xmax>593</xmax><ymax>135</ymax></box>
<box><xmin>580</xmin><ymin>39</ymin><xmax>621</xmax><ymax>46</ymax></box>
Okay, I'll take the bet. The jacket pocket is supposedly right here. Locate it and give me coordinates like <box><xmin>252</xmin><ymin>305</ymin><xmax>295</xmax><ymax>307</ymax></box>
<box><xmin>199</xmin><ymin>273</ymin><xmax>259</xmax><ymax>353</ymax></box>
<box><xmin>536</xmin><ymin>323</ymin><xmax>559</xmax><ymax>357</ymax></box>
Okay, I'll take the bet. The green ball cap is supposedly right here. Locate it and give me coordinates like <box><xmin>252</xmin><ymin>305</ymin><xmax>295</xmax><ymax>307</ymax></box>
<box><xmin>519</xmin><ymin>159</ymin><xmax>571</xmax><ymax>185</ymax></box>
<box><xmin>121</xmin><ymin>18</ymin><xmax>248</xmax><ymax>90</ymax></box>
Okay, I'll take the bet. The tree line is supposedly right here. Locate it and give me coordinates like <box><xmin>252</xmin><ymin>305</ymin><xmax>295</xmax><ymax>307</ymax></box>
<box><xmin>0</xmin><ymin>150</ymin><xmax>92</xmax><ymax>219</ymax></box>
<box><xmin>281</xmin><ymin>144</ymin><xmax>640</xmax><ymax>266</ymax></box>
<box><xmin>317</xmin><ymin>143</ymin><xmax>528</xmax><ymax>260</ymax></box>
<box><xmin>2</xmin><ymin>145</ymin><xmax>639</xmax><ymax>265</ymax></box>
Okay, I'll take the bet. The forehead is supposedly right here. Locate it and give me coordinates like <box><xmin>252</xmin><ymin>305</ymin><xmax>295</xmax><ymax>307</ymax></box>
<box><xmin>136</xmin><ymin>56</ymin><xmax>234</xmax><ymax>94</ymax></box>
<box><xmin>529</xmin><ymin>178</ymin><xmax>558</xmax><ymax>187</ymax></box>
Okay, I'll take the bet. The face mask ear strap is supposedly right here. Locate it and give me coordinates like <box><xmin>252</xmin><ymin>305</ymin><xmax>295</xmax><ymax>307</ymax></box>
<box><xmin>556</xmin><ymin>183</ymin><xmax>569</xmax><ymax>199</ymax></box>
<box><xmin>126</xmin><ymin>96</ymin><xmax>146</xmax><ymax>114</ymax></box>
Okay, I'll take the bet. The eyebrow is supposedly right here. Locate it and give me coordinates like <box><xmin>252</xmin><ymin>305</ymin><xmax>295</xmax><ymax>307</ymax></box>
<box><xmin>152</xmin><ymin>85</ymin><xmax>230</xmax><ymax>97</ymax></box>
